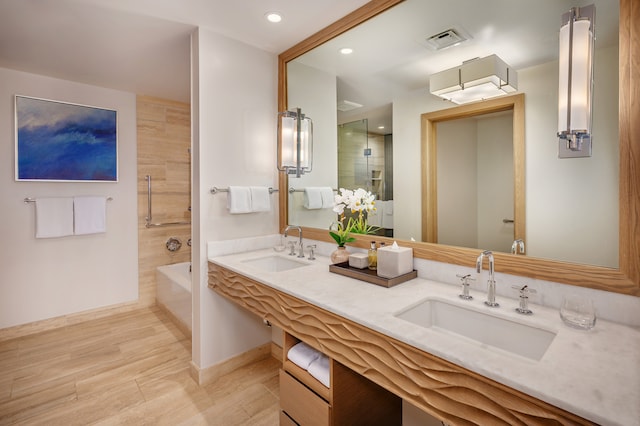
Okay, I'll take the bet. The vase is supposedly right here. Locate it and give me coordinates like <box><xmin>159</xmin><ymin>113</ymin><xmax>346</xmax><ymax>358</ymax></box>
<box><xmin>331</xmin><ymin>246</ymin><xmax>350</xmax><ymax>264</ymax></box>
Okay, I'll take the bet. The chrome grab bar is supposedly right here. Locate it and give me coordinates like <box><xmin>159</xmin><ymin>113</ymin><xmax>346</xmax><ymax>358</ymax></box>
<box><xmin>145</xmin><ymin>175</ymin><xmax>191</xmax><ymax>228</ymax></box>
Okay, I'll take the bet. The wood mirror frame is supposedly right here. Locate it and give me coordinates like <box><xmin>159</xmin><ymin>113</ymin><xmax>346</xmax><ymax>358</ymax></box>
<box><xmin>278</xmin><ymin>0</ymin><xmax>639</xmax><ymax>296</ymax></box>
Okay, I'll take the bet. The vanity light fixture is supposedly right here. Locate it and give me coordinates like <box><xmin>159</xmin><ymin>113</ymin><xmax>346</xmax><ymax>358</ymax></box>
<box><xmin>429</xmin><ymin>54</ymin><xmax>517</xmax><ymax>104</ymax></box>
<box><xmin>278</xmin><ymin>108</ymin><xmax>313</xmax><ymax>178</ymax></box>
<box><xmin>557</xmin><ymin>4</ymin><xmax>595</xmax><ymax>158</ymax></box>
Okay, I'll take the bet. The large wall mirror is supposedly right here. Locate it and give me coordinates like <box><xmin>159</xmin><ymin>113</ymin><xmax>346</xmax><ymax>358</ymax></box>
<box><xmin>278</xmin><ymin>0</ymin><xmax>639</xmax><ymax>296</ymax></box>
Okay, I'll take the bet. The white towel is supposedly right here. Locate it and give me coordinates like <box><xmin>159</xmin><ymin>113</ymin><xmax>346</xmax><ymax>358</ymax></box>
<box><xmin>367</xmin><ymin>205</ymin><xmax>382</xmax><ymax>227</ymax></box>
<box><xmin>250</xmin><ymin>186</ymin><xmax>271</xmax><ymax>212</ymax></box>
<box><xmin>385</xmin><ymin>201</ymin><xmax>393</xmax><ymax>215</ymax></box>
<box><xmin>287</xmin><ymin>342</ymin><xmax>321</xmax><ymax>370</ymax></box>
<box><xmin>320</xmin><ymin>187</ymin><xmax>334</xmax><ymax>208</ymax></box>
<box><xmin>382</xmin><ymin>200</ymin><xmax>394</xmax><ymax>229</ymax></box>
<box><xmin>303</xmin><ymin>187</ymin><xmax>323</xmax><ymax>210</ymax></box>
<box><xmin>74</xmin><ymin>196</ymin><xmax>107</xmax><ymax>235</ymax></box>
<box><xmin>308</xmin><ymin>354</ymin><xmax>330</xmax><ymax>388</ymax></box>
<box><xmin>35</xmin><ymin>197</ymin><xmax>74</xmax><ymax>238</ymax></box>
<box><xmin>227</xmin><ymin>186</ymin><xmax>252</xmax><ymax>214</ymax></box>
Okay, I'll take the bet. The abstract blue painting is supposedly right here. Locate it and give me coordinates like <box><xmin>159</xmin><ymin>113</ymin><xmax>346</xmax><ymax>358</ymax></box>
<box><xmin>15</xmin><ymin>96</ymin><xmax>117</xmax><ymax>181</ymax></box>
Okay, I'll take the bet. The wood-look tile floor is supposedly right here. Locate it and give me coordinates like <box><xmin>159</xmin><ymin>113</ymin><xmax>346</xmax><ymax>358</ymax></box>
<box><xmin>0</xmin><ymin>307</ymin><xmax>281</xmax><ymax>425</ymax></box>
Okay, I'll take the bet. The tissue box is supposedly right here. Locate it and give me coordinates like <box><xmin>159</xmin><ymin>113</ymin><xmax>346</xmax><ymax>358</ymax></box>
<box><xmin>348</xmin><ymin>253</ymin><xmax>369</xmax><ymax>269</ymax></box>
<box><xmin>377</xmin><ymin>245</ymin><xmax>413</xmax><ymax>278</ymax></box>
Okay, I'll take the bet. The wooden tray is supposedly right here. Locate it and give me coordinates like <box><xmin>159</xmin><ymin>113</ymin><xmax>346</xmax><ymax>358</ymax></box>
<box><xmin>329</xmin><ymin>262</ymin><xmax>417</xmax><ymax>288</ymax></box>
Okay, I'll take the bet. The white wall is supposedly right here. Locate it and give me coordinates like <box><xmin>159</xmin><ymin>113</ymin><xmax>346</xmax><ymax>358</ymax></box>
<box><xmin>287</xmin><ymin>61</ymin><xmax>338</xmax><ymax>229</ymax></box>
<box><xmin>518</xmin><ymin>46</ymin><xmax>618</xmax><ymax>267</ymax></box>
<box><xmin>191</xmin><ymin>27</ymin><xmax>276</xmax><ymax>370</ymax></box>
<box><xmin>393</xmin><ymin>46</ymin><xmax>618</xmax><ymax>266</ymax></box>
<box><xmin>0</xmin><ymin>67</ymin><xmax>138</xmax><ymax>329</ymax></box>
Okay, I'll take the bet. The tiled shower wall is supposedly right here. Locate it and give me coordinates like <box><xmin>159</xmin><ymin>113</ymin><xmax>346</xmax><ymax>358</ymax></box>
<box><xmin>137</xmin><ymin>95</ymin><xmax>191</xmax><ymax>306</ymax></box>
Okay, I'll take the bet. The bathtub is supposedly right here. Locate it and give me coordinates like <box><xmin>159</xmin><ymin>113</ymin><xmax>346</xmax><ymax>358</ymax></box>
<box><xmin>156</xmin><ymin>262</ymin><xmax>192</xmax><ymax>336</ymax></box>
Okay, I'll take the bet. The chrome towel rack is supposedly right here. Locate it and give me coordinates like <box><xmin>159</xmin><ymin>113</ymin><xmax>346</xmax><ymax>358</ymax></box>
<box><xmin>24</xmin><ymin>196</ymin><xmax>113</xmax><ymax>203</ymax></box>
<box><xmin>210</xmin><ymin>186</ymin><xmax>278</xmax><ymax>194</ymax></box>
<box><xmin>288</xmin><ymin>187</ymin><xmax>338</xmax><ymax>193</ymax></box>
<box><xmin>145</xmin><ymin>175</ymin><xmax>191</xmax><ymax>228</ymax></box>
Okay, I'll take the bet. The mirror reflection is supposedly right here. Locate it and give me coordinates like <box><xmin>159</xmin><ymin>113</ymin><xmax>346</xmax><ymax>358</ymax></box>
<box><xmin>433</xmin><ymin>111</ymin><xmax>515</xmax><ymax>252</ymax></box>
<box><xmin>286</xmin><ymin>0</ymin><xmax>619</xmax><ymax>268</ymax></box>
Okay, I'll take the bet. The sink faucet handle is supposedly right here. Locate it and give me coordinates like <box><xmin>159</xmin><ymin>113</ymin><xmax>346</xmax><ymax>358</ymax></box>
<box><xmin>307</xmin><ymin>244</ymin><xmax>316</xmax><ymax>260</ymax></box>
<box><xmin>512</xmin><ymin>285</ymin><xmax>536</xmax><ymax>315</ymax></box>
<box><xmin>456</xmin><ymin>274</ymin><xmax>475</xmax><ymax>300</ymax></box>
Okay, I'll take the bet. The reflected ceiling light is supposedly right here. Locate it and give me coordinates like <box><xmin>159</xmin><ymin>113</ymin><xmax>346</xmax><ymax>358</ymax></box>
<box><xmin>429</xmin><ymin>54</ymin><xmax>517</xmax><ymax>104</ymax></box>
<box><xmin>278</xmin><ymin>108</ymin><xmax>313</xmax><ymax>178</ymax></box>
<box><xmin>339</xmin><ymin>47</ymin><xmax>353</xmax><ymax>55</ymax></box>
<box><xmin>557</xmin><ymin>4</ymin><xmax>595</xmax><ymax>158</ymax></box>
<box><xmin>265</xmin><ymin>12</ymin><xmax>282</xmax><ymax>23</ymax></box>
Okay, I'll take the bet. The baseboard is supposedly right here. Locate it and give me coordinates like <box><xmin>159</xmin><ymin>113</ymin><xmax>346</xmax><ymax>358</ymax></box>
<box><xmin>0</xmin><ymin>300</ymin><xmax>145</xmax><ymax>342</ymax></box>
<box><xmin>190</xmin><ymin>342</ymin><xmax>273</xmax><ymax>386</ymax></box>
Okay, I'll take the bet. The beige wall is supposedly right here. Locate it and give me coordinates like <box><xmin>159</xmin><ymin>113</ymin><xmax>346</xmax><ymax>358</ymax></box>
<box><xmin>136</xmin><ymin>95</ymin><xmax>191</xmax><ymax>307</ymax></box>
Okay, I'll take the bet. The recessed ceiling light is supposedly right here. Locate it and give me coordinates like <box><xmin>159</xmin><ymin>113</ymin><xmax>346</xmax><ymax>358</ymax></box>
<box><xmin>378</xmin><ymin>125</ymin><xmax>385</xmax><ymax>130</ymax></box>
<box><xmin>339</xmin><ymin>47</ymin><xmax>353</xmax><ymax>55</ymax></box>
<box><xmin>265</xmin><ymin>12</ymin><xmax>282</xmax><ymax>23</ymax></box>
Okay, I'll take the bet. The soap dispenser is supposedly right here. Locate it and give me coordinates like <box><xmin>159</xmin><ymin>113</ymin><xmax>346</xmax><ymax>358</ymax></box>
<box><xmin>368</xmin><ymin>241</ymin><xmax>377</xmax><ymax>270</ymax></box>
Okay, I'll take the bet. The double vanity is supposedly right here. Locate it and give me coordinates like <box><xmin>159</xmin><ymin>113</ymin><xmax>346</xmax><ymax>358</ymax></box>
<box><xmin>208</xmin><ymin>249</ymin><xmax>639</xmax><ymax>425</ymax></box>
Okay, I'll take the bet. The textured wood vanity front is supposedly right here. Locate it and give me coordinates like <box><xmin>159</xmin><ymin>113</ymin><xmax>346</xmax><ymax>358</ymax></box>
<box><xmin>209</xmin><ymin>262</ymin><xmax>593</xmax><ymax>425</ymax></box>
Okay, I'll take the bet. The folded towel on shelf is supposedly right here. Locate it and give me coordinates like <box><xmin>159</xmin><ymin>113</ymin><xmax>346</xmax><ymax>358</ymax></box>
<box><xmin>74</xmin><ymin>196</ymin><xmax>107</xmax><ymax>235</ymax></box>
<box><xmin>308</xmin><ymin>354</ymin><xmax>330</xmax><ymax>388</ymax></box>
<box><xmin>35</xmin><ymin>197</ymin><xmax>74</xmax><ymax>238</ymax></box>
<box><xmin>319</xmin><ymin>187</ymin><xmax>334</xmax><ymax>208</ymax></box>
<box><xmin>303</xmin><ymin>187</ymin><xmax>323</xmax><ymax>209</ymax></box>
<box><xmin>227</xmin><ymin>186</ymin><xmax>252</xmax><ymax>214</ymax></box>
<box><xmin>287</xmin><ymin>342</ymin><xmax>321</xmax><ymax>370</ymax></box>
<box><xmin>250</xmin><ymin>186</ymin><xmax>271</xmax><ymax>212</ymax></box>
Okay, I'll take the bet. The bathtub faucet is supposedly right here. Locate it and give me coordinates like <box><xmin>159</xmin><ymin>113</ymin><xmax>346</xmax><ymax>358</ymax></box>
<box><xmin>284</xmin><ymin>225</ymin><xmax>304</xmax><ymax>258</ymax></box>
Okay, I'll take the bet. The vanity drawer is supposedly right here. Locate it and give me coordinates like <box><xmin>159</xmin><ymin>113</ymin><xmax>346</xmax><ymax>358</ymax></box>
<box><xmin>280</xmin><ymin>369</ymin><xmax>330</xmax><ymax>426</ymax></box>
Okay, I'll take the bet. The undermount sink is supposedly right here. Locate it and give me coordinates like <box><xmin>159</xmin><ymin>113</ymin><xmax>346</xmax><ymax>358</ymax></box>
<box><xmin>395</xmin><ymin>298</ymin><xmax>556</xmax><ymax>361</ymax></box>
<box><xmin>241</xmin><ymin>255</ymin><xmax>309</xmax><ymax>272</ymax></box>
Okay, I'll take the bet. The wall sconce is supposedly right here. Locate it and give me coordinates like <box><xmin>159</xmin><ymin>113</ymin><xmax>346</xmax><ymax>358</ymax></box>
<box><xmin>557</xmin><ymin>4</ymin><xmax>595</xmax><ymax>158</ymax></box>
<box><xmin>278</xmin><ymin>107</ymin><xmax>313</xmax><ymax>177</ymax></box>
<box><xmin>429</xmin><ymin>54</ymin><xmax>517</xmax><ymax>104</ymax></box>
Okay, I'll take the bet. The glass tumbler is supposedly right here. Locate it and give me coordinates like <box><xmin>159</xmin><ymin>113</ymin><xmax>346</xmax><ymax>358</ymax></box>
<box><xmin>560</xmin><ymin>295</ymin><xmax>596</xmax><ymax>330</ymax></box>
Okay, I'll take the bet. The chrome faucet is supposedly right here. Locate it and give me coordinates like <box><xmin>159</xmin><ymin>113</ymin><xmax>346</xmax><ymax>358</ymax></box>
<box><xmin>284</xmin><ymin>225</ymin><xmax>304</xmax><ymax>258</ymax></box>
<box><xmin>476</xmin><ymin>250</ymin><xmax>499</xmax><ymax>307</ymax></box>
<box><xmin>511</xmin><ymin>239</ymin><xmax>525</xmax><ymax>255</ymax></box>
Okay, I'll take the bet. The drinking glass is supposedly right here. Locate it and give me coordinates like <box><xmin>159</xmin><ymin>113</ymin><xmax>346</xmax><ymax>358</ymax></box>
<box><xmin>560</xmin><ymin>295</ymin><xmax>596</xmax><ymax>330</ymax></box>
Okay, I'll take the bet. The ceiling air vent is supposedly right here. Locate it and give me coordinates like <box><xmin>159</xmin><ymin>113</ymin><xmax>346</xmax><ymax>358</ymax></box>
<box><xmin>337</xmin><ymin>100</ymin><xmax>363</xmax><ymax>112</ymax></box>
<box><xmin>425</xmin><ymin>28</ymin><xmax>468</xmax><ymax>50</ymax></box>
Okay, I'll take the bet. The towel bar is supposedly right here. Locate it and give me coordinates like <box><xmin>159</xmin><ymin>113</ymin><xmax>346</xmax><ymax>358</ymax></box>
<box><xmin>24</xmin><ymin>197</ymin><xmax>113</xmax><ymax>203</ymax></box>
<box><xmin>288</xmin><ymin>187</ymin><xmax>338</xmax><ymax>193</ymax></box>
<box><xmin>210</xmin><ymin>186</ymin><xmax>278</xmax><ymax>194</ymax></box>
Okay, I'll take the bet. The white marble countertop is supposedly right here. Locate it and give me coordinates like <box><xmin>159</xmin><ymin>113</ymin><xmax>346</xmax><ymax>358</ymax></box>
<box><xmin>209</xmin><ymin>249</ymin><xmax>640</xmax><ymax>426</ymax></box>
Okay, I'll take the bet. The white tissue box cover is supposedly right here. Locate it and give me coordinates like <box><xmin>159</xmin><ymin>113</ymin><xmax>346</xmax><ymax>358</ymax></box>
<box><xmin>348</xmin><ymin>253</ymin><xmax>369</xmax><ymax>269</ymax></box>
<box><xmin>377</xmin><ymin>245</ymin><xmax>413</xmax><ymax>278</ymax></box>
